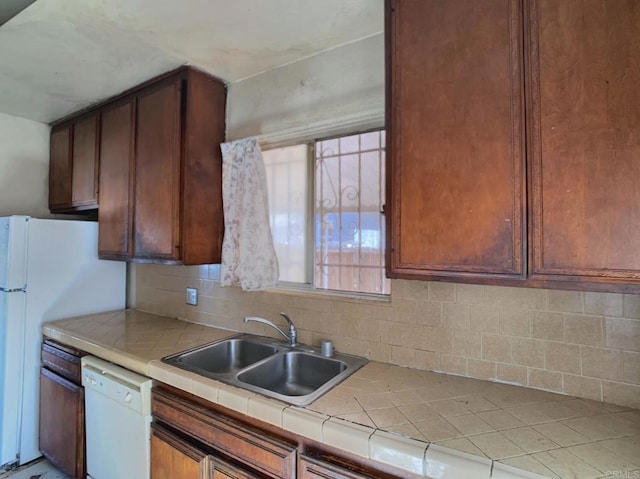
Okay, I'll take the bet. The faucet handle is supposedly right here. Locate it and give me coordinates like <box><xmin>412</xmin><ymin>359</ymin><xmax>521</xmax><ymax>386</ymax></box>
<box><xmin>279</xmin><ymin>312</ymin><xmax>297</xmax><ymax>347</ymax></box>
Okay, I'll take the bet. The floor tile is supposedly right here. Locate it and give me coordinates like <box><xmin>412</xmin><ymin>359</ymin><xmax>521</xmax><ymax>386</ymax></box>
<box><xmin>468</xmin><ymin>432</ymin><xmax>526</xmax><ymax>459</ymax></box>
<box><xmin>532</xmin><ymin>422</ymin><xmax>591</xmax><ymax>447</ymax></box>
<box><xmin>0</xmin><ymin>458</ymin><xmax>71</xmax><ymax>479</ymax></box>
<box><xmin>414</xmin><ymin>417</ymin><xmax>462</xmax><ymax>442</ymax></box>
<box><xmin>501</xmin><ymin>427</ymin><xmax>560</xmax><ymax>454</ymax></box>
<box><xmin>532</xmin><ymin>449</ymin><xmax>603</xmax><ymax>479</ymax></box>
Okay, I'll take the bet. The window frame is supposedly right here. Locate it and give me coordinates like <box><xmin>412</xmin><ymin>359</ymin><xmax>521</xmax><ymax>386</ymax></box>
<box><xmin>263</xmin><ymin>128</ymin><xmax>390</xmax><ymax>300</ymax></box>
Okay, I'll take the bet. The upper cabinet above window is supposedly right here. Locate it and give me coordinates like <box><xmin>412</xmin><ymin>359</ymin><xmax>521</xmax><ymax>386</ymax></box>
<box><xmin>386</xmin><ymin>0</ymin><xmax>640</xmax><ymax>292</ymax></box>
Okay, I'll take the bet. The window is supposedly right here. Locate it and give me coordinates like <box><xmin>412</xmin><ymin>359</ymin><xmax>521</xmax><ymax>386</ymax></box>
<box><xmin>263</xmin><ymin>130</ymin><xmax>389</xmax><ymax>295</ymax></box>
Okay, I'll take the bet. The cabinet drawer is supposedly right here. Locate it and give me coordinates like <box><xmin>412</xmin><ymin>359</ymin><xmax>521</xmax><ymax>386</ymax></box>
<box><xmin>41</xmin><ymin>341</ymin><xmax>82</xmax><ymax>383</ymax></box>
<box><xmin>153</xmin><ymin>388</ymin><xmax>296</xmax><ymax>479</ymax></box>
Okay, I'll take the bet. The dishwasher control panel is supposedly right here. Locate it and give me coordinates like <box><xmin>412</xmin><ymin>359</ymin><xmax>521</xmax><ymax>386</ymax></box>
<box><xmin>81</xmin><ymin>356</ymin><xmax>152</xmax><ymax>415</ymax></box>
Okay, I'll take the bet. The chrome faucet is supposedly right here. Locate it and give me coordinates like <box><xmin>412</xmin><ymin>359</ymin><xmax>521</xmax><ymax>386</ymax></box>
<box><xmin>244</xmin><ymin>312</ymin><xmax>298</xmax><ymax>347</ymax></box>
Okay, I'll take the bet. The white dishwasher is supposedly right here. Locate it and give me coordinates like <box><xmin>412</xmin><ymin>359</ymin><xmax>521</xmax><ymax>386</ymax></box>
<box><xmin>81</xmin><ymin>356</ymin><xmax>153</xmax><ymax>479</ymax></box>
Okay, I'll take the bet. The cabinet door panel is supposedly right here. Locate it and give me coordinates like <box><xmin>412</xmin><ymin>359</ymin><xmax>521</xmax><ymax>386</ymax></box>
<box><xmin>387</xmin><ymin>0</ymin><xmax>525</xmax><ymax>278</ymax></box>
<box><xmin>134</xmin><ymin>80</ymin><xmax>182</xmax><ymax>261</ymax></box>
<box><xmin>153</xmin><ymin>387</ymin><xmax>296</xmax><ymax>479</ymax></box>
<box><xmin>529</xmin><ymin>0</ymin><xmax>640</xmax><ymax>280</ymax></box>
<box><xmin>39</xmin><ymin>367</ymin><xmax>85</xmax><ymax>479</ymax></box>
<box><xmin>49</xmin><ymin>125</ymin><xmax>72</xmax><ymax>210</ymax></box>
<box><xmin>151</xmin><ymin>425</ymin><xmax>212</xmax><ymax>479</ymax></box>
<box><xmin>212</xmin><ymin>457</ymin><xmax>262</xmax><ymax>479</ymax></box>
<box><xmin>71</xmin><ymin>114</ymin><xmax>98</xmax><ymax>207</ymax></box>
<box><xmin>98</xmin><ymin>100</ymin><xmax>135</xmax><ymax>259</ymax></box>
<box><xmin>300</xmin><ymin>456</ymin><xmax>380</xmax><ymax>479</ymax></box>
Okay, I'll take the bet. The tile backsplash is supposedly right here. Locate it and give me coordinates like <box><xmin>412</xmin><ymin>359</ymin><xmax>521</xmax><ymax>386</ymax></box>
<box><xmin>134</xmin><ymin>264</ymin><xmax>640</xmax><ymax>409</ymax></box>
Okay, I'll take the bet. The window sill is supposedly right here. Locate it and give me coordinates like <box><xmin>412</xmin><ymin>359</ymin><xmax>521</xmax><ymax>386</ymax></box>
<box><xmin>266</xmin><ymin>282</ymin><xmax>391</xmax><ymax>303</ymax></box>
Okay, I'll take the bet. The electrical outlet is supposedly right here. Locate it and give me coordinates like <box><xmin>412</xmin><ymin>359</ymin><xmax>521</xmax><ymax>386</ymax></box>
<box><xmin>186</xmin><ymin>287</ymin><xmax>198</xmax><ymax>306</ymax></box>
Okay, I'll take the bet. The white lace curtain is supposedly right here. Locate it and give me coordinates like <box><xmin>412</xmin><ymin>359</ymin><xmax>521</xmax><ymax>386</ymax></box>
<box><xmin>219</xmin><ymin>137</ymin><xmax>279</xmax><ymax>291</ymax></box>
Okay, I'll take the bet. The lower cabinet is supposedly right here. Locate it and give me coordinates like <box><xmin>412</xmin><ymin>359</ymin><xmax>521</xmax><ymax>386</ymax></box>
<box><xmin>299</xmin><ymin>455</ymin><xmax>379</xmax><ymax>479</ymax></box>
<box><xmin>151</xmin><ymin>424</ymin><xmax>265</xmax><ymax>479</ymax></box>
<box><xmin>152</xmin><ymin>385</ymin><xmax>412</xmax><ymax>479</ymax></box>
<box><xmin>151</xmin><ymin>424</ymin><xmax>213</xmax><ymax>479</ymax></box>
<box><xmin>39</xmin><ymin>340</ymin><xmax>85</xmax><ymax>479</ymax></box>
<box><xmin>153</xmin><ymin>386</ymin><xmax>296</xmax><ymax>479</ymax></box>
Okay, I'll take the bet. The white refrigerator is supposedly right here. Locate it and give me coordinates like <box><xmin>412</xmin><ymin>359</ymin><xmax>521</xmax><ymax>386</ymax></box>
<box><xmin>0</xmin><ymin>216</ymin><xmax>126</xmax><ymax>470</ymax></box>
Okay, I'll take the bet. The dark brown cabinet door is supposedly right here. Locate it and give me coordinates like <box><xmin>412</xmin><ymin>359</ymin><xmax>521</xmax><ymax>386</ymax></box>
<box><xmin>49</xmin><ymin>125</ymin><xmax>73</xmax><ymax>211</ymax></box>
<box><xmin>386</xmin><ymin>0</ymin><xmax>526</xmax><ymax>280</ymax></box>
<box><xmin>528</xmin><ymin>0</ymin><xmax>640</xmax><ymax>284</ymax></box>
<box><xmin>71</xmin><ymin>114</ymin><xmax>99</xmax><ymax>208</ymax></box>
<box><xmin>134</xmin><ymin>79</ymin><xmax>182</xmax><ymax>261</ymax></box>
<box><xmin>39</xmin><ymin>367</ymin><xmax>85</xmax><ymax>479</ymax></box>
<box><xmin>98</xmin><ymin>99</ymin><xmax>135</xmax><ymax>259</ymax></box>
<box><xmin>151</xmin><ymin>425</ymin><xmax>212</xmax><ymax>479</ymax></box>
<box><xmin>299</xmin><ymin>455</ymin><xmax>388</xmax><ymax>479</ymax></box>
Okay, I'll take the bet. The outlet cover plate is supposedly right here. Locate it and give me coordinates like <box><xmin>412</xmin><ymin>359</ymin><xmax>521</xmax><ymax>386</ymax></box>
<box><xmin>186</xmin><ymin>287</ymin><xmax>198</xmax><ymax>306</ymax></box>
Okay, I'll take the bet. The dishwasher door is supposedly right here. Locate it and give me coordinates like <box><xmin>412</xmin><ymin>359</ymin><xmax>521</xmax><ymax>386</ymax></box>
<box><xmin>81</xmin><ymin>356</ymin><xmax>152</xmax><ymax>479</ymax></box>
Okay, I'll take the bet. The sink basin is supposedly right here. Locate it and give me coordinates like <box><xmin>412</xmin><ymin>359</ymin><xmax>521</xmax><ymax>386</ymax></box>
<box><xmin>237</xmin><ymin>352</ymin><xmax>347</xmax><ymax>397</ymax></box>
<box><xmin>169</xmin><ymin>337</ymin><xmax>278</xmax><ymax>375</ymax></box>
<box><xmin>162</xmin><ymin>333</ymin><xmax>367</xmax><ymax>406</ymax></box>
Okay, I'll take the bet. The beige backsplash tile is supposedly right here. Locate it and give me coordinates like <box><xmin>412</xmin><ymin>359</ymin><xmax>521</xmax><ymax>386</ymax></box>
<box><xmin>134</xmin><ymin>264</ymin><xmax>640</xmax><ymax>410</ymax></box>
<box><xmin>562</xmin><ymin>373</ymin><xmax>602</xmax><ymax>401</ymax></box>
<box><xmin>543</xmin><ymin>341</ymin><xmax>581</xmax><ymax>375</ymax></box>
<box><xmin>623</xmin><ymin>351</ymin><xmax>640</xmax><ymax>385</ymax></box>
<box><xmin>528</xmin><ymin>369</ymin><xmax>563</xmax><ymax>393</ymax></box>
<box><xmin>582</xmin><ymin>346</ymin><xmax>623</xmax><ymax>381</ymax></box>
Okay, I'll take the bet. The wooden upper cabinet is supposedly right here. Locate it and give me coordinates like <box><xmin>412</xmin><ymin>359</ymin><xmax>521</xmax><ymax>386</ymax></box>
<box><xmin>98</xmin><ymin>99</ymin><xmax>135</xmax><ymax>259</ymax></box>
<box><xmin>386</xmin><ymin>0</ymin><xmax>526</xmax><ymax>280</ymax></box>
<box><xmin>134</xmin><ymin>79</ymin><xmax>182</xmax><ymax>261</ymax></box>
<box><xmin>528</xmin><ymin>0</ymin><xmax>640</xmax><ymax>284</ymax></box>
<box><xmin>95</xmin><ymin>66</ymin><xmax>226</xmax><ymax>265</ymax></box>
<box><xmin>49</xmin><ymin>125</ymin><xmax>73</xmax><ymax>211</ymax></box>
<box><xmin>49</xmin><ymin>114</ymin><xmax>99</xmax><ymax>213</ymax></box>
<box><xmin>71</xmin><ymin>114</ymin><xmax>99</xmax><ymax>208</ymax></box>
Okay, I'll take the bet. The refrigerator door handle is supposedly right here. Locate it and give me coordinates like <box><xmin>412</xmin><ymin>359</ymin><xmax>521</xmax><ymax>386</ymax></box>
<box><xmin>0</xmin><ymin>287</ymin><xmax>26</xmax><ymax>293</ymax></box>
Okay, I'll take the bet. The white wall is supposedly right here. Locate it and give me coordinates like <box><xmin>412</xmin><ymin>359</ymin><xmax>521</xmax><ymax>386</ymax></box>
<box><xmin>226</xmin><ymin>33</ymin><xmax>384</xmax><ymax>145</ymax></box>
<box><xmin>0</xmin><ymin>112</ymin><xmax>51</xmax><ymax>218</ymax></box>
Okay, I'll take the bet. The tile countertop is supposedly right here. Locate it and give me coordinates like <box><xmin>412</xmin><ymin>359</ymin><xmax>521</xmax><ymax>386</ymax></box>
<box><xmin>42</xmin><ymin>310</ymin><xmax>640</xmax><ymax>479</ymax></box>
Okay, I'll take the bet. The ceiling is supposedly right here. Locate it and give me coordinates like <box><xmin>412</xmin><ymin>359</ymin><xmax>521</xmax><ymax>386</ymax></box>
<box><xmin>0</xmin><ymin>0</ymin><xmax>383</xmax><ymax>124</ymax></box>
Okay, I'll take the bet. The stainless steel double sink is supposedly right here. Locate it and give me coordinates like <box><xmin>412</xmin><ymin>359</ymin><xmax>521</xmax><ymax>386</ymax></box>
<box><xmin>162</xmin><ymin>334</ymin><xmax>368</xmax><ymax>406</ymax></box>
